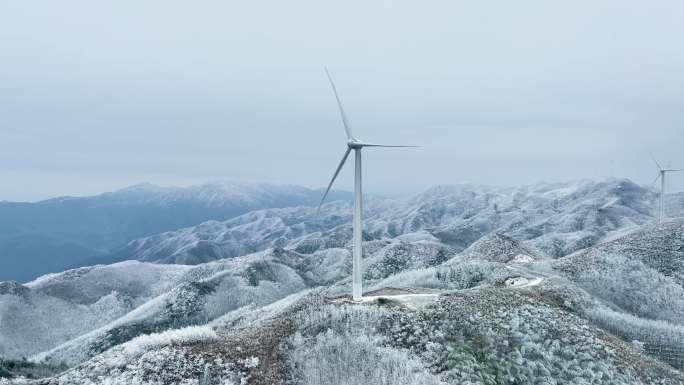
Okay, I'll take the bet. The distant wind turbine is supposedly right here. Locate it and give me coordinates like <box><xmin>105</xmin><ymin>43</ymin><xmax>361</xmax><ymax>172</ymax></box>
<box><xmin>318</xmin><ymin>68</ymin><xmax>419</xmax><ymax>301</ymax></box>
<box><xmin>650</xmin><ymin>154</ymin><xmax>681</xmax><ymax>223</ymax></box>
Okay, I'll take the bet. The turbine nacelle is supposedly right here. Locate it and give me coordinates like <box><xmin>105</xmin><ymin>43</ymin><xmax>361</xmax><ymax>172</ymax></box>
<box><xmin>347</xmin><ymin>139</ymin><xmax>364</xmax><ymax>149</ymax></box>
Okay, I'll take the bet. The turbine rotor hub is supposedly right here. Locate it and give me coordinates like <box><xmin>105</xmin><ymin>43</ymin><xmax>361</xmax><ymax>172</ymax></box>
<box><xmin>347</xmin><ymin>139</ymin><xmax>363</xmax><ymax>149</ymax></box>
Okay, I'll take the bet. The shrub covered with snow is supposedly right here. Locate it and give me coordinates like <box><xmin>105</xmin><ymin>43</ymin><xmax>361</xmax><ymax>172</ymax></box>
<box><xmin>286</xmin><ymin>304</ymin><xmax>443</xmax><ymax>385</ymax></box>
<box><xmin>370</xmin><ymin>259</ymin><xmax>507</xmax><ymax>291</ymax></box>
<box><xmin>37</xmin><ymin>326</ymin><xmax>225</xmax><ymax>385</ymax></box>
<box><xmin>288</xmin><ymin>329</ymin><xmax>445</xmax><ymax>385</ymax></box>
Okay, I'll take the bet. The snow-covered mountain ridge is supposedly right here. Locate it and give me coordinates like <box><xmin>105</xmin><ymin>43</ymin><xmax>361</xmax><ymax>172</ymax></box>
<box><xmin>113</xmin><ymin>178</ymin><xmax>668</xmax><ymax>265</ymax></box>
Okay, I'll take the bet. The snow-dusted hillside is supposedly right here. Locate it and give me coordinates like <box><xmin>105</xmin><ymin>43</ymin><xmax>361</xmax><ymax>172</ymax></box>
<box><xmin>550</xmin><ymin>218</ymin><xmax>684</xmax><ymax>370</ymax></box>
<box><xmin>13</xmin><ymin>286</ymin><xmax>682</xmax><ymax>385</ymax></box>
<box><xmin>1</xmin><ymin>238</ymin><xmax>452</xmax><ymax>367</ymax></box>
<box><xmin>115</xmin><ymin>179</ymin><xmax>662</xmax><ymax>265</ymax></box>
<box><xmin>460</xmin><ymin>232</ymin><xmax>547</xmax><ymax>263</ymax></box>
<box><xmin>555</xmin><ymin>219</ymin><xmax>684</xmax><ymax>321</ymax></box>
<box><xmin>0</xmin><ymin>262</ymin><xmax>192</xmax><ymax>360</ymax></box>
<box><xmin>558</xmin><ymin>219</ymin><xmax>684</xmax><ymax>288</ymax></box>
<box><xmin>2</xmin><ymin>227</ymin><xmax>684</xmax><ymax>383</ymax></box>
<box><xmin>30</xmin><ymin>251</ymin><xmax>310</xmax><ymax>367</ymax></box>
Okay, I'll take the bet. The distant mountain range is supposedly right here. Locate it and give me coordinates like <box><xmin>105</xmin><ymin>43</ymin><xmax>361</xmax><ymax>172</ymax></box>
<box><xmin>0</xmin><ymin>182</ymin><xmax>352</xmax><ymax>282</ymax></box>
<box><xmin>106</xmin><ymin>178</ymin><xmax>676</xmax><ymax>266</ymax></box>
<box><xmin>2</xmin><ymin>178</ymin><xmax>682</xmax><ymax>284</ymax></box>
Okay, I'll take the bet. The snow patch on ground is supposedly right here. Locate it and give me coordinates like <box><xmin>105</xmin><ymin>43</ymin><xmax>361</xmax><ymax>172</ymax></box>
<box><xmin>122</xmin><ymin>325</ymin><xmax>217</xmax><ymax>358</ymax></box>
<box><xmin>333</xmin><ymin>292</ymin><xmax>440</xmax><ymax>311</ymax></box>
<box><xmin>511</xmin><ymin>254</ymin><xmax>535</xmax><ymax>264</ymax></box>
<box><xmin>504</xmin><ymin>277</ymin><xmax>543</xmax><ymax>288</ymax></box>
<box><xmin>395</xmin><ymin>231</ymin><xmax>441</xmax><ymax>243</ymax></box>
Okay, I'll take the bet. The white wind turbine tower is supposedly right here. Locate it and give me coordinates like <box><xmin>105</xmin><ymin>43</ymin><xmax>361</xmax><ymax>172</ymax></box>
<box><xmin>650</xmin><ymin>155</ymin><xmax>681</xmax><ymax>223</ymax></box>
<box><xmin>318</xmin><ymin>68</ymin><xmax>418</xmax><ymax>301</ymax></box>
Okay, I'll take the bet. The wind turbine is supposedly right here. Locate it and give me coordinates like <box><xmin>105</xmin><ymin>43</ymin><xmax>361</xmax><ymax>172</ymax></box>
<box><xmin>318</xmin><ymin>68</ymin><xmax>418</xmax><ymax>301</ymax></box>
<box><xmin>650</xmin><ymin>155</ymin><xmax>681</xmax><ymax>223</ymax></box>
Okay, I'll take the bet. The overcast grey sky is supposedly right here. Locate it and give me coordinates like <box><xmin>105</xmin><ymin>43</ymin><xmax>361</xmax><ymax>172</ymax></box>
<box><xmin>1</xmin><ymin>0</ymin><xmax>683</xmax><ymax>201</ymax></box>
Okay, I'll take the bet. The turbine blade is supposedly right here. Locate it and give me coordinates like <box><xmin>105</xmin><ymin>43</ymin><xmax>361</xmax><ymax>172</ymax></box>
<box><xmin>650</xmin><ymin>153</ymin><xmax>663</xmax><ymax>171</ymax></box>
<box><xmin>360</xmin><ymin>143</ymin><xmax>421</xmax><ymax>148</ymax></box>
<box><xmin>318</xmin><ymin>147</ymin><xmax>352</xmax><ymax>212</ymax></box>
<box><xmin>324</xmin><ymin>67</ymin><xmax>354</xmax><ymax>140</ymax></box>
<box><xmin>650</xmin><ymin>173</ymin><xmax>662</xmax><ymax>187</ymax></box>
